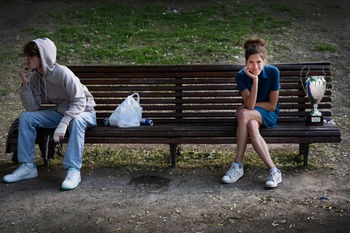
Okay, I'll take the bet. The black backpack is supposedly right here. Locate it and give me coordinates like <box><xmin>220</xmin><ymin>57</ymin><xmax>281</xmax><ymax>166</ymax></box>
<box><xmin>5</xmin><ymin>118</ymin><xmax>63</xmax><ymax>167</ymax></box>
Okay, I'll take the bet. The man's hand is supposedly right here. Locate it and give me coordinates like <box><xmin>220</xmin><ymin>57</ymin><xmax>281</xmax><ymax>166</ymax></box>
<box><xmin>53</xmin><ymin>121</ymin><xmax>68</xmax><ymax>143</ymax></box>
<box><xmin>20</xmin><ymin>63</ymin><xmax>30</xmax><ymax>86</ymax></box>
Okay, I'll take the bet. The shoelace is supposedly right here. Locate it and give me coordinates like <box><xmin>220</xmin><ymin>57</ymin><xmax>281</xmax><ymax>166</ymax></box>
<box><xmin>66</xmin><ymin>170</ymin><xmax>79</xmax><ymax>181</ymax></box>
<box><xmin>268</xmin><ymin>171</ymin><xmax>279</xmax><ymax>182</ymax></box>
<box><xmin>227</xmin><ymin>165</ymin><xmax>241</xmax><ymax>179</ymax></box>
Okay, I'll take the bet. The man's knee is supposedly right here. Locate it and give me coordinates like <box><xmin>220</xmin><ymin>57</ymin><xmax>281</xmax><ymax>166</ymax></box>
<box><xmin>69</xmin><ymin>116</ymin><xmax>86</xmax><ymax>129</ymax></box>
<box><xmin>19</xmin><ymin>111</ymin><xmax>35</xmax><ymax>124</ymax></box>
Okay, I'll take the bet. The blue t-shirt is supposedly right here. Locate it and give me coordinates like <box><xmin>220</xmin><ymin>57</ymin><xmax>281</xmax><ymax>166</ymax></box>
<box><xmin>235</xmin><ymin>64</ymin><xmax>281</xmax><ymax>128</ymax></box>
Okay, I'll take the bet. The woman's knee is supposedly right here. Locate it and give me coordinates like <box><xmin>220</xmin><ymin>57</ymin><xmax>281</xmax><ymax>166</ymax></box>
<box><xmin>247</xmin><ymin>120</ymin><xmax>260</xmax><ymax>135</ymax></box>
<box><xmin>237</xmin><ymin>109</ymin><xmax>250</xmax><ymax>124</ymax></box>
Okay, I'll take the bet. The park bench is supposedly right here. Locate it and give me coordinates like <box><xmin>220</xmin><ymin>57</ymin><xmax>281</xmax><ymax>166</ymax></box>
<box><xmin>5</xmin><ymin>61</ymin><xmax>341</xmax><ymax>168</ymax></box>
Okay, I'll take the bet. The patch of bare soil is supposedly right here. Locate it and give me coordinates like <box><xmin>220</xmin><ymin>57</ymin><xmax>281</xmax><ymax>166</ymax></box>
<box><xmin>0</xmin><ymin>0</ymin><xmax>349</xmax><ymax>232</ymax></box>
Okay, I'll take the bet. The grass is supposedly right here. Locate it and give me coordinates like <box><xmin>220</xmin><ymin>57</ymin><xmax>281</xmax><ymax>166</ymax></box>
<box><xmin>44</xmin><ymin>143</ymin><xmax>335</xmax><ymax>171</ymax></box>
<box><xmin>27</xmin><ymin>3</ymin><xmax>290</xmax><ymax>65</ymax></box>
<box><xmin>312</xmin><ymin>43</ymin><xmax>338</xmax><ymax>52</ymax></box>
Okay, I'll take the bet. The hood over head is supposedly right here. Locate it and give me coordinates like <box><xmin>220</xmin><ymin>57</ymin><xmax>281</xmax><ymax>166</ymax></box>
<box><xmin>33</xmin><ymin>38</ymin><xmax>57</xmax><ymax>77</ymax></box>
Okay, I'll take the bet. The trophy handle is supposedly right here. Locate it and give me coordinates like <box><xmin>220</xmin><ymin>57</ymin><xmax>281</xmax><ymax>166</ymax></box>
<box><xmin>299</xmin><ymin>66</ymin><xmax>310</xmax><ymax>94</ymax></box>
<box><xmin>322</xmin><ymin>66</ymin><xmax>328</xmax><ymax>76</ymax></box>
<box><xmin>322</xmin><ymin>66</ymin><xmax>331</xmax><ymax>90</ymax></box>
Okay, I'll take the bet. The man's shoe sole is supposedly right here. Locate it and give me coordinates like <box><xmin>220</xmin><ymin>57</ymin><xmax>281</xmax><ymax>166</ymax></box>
<box><xmin>2</xmin><ymin>172</ymin><xmax>38</xmax><ymax>183</ymax></box>
<box><xmin>61</xmin><ymin>181</ymin><xmax>81</xmax><ymax>191</ymax></box>
<box><xmin>2</xmin><ymin>175</ymin><xmax>38</xmax><ymax>183</ymax></box>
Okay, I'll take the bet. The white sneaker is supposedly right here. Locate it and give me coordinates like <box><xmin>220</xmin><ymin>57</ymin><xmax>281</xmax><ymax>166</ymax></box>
<box><xmin>265</xmin><ymin>168</ymin><xmax>282</xmax><ymax>188</ymax></box>
<box><xmin>2</xmin><ymin>164</ymin><xmax>38</xmax><ymax>183</ymax></box>
<box><xmin>61</xmin><ymin>168</ymin><xmax>81</xmax><ymax>191</ymax></box>
<box><xmin>222</xmin><ymin>163</ymin><xmax>244</xmax><ymax>184</ymax></box>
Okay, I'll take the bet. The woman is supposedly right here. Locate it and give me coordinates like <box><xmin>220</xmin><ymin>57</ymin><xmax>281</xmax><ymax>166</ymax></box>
<box><xmin>222</xmin><ymin>38</ymin><xmax>282</xmax><ymax>188</ymax></box>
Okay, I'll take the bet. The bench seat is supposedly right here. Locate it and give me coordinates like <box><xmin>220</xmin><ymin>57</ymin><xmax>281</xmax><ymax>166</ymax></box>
<box><xmin>84</xmin><ymin>122</ymin><xmax>341</xmax><ymax>144</ymax></box>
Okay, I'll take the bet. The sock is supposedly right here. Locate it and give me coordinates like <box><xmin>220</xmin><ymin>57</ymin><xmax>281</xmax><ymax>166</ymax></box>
<box><xmin>69</xmin><ymin>167</ymin><xmax>80</xmax><ymax>172</ymax></box>
<box><xmin>270</xmin><ymin>167</ymin><xmax>279</xmax><ymax>173</ymax></box>
<box><xmin>25</xmin><ymin>163</ymin><xmax>35</xmax><ymax>169</ymax></box>
<box><xmin>234</xmin><ymin>161</ymin><xmax>243</xmax><ymax>168</ymax></box>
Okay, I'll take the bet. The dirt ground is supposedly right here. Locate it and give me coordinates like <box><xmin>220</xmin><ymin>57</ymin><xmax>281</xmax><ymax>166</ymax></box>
<box><xmin>0</xmin><ymin>0</ymin><xmax>349</xmax><ymax>232</ymax></box>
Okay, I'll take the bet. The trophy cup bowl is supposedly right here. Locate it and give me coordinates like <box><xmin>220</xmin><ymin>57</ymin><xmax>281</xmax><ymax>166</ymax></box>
<box><xmin>305</xmin><ymin>76</ymin><xmax>327</xmax><ymax>125</ymax></box>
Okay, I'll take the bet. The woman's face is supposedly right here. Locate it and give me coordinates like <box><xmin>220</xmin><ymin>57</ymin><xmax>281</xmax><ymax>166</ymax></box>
<box><xmin>246</xmin><ymin>54</ymin><xmax>264</xmax><ymax>76</ymax></box>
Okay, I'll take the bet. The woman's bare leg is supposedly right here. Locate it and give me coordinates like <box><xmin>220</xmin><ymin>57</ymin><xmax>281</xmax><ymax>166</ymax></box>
<box><xmin>247</xmin><ymin>120</ymin><xmax>275</xmax><ymax>169</ymax></box>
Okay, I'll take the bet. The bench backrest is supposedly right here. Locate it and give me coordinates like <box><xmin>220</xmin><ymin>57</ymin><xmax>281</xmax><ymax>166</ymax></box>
<box><xmin>65</xmin><ymin>61</ymin><xmax>332</xmax><ymax>125</ymax></box>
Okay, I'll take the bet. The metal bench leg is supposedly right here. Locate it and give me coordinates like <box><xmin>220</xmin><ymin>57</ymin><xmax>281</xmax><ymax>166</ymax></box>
<box><xmin>299</xmin><ymin>143</ymin><xmax>310</xmax><ymax>168</ymax></box>
<box><xmin>169</xmin><ymin>144</ymin><xmax>178</xmax><ymax>168</ymax></box>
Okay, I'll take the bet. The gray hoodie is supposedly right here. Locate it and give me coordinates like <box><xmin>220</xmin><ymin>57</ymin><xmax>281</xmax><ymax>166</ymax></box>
<box><xmin>20</xmin><ymin>38</ymin><xmax>96</xmax><ymax>125</ymax></box>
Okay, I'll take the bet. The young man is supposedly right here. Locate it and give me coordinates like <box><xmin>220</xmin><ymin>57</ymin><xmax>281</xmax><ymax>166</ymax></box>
<box><xmin>2</xmin><ymin>38</ymin><xmax>97</xmax><ymax>191</ymax></box>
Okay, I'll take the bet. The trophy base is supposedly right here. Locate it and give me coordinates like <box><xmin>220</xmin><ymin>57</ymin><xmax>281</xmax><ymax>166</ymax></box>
<box><xmin>306</xmin><ymin>115</ymin><xmax>324</xmax><ymax>126</ymax></box>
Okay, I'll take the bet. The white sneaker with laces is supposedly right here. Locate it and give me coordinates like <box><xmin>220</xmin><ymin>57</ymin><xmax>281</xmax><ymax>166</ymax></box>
<box><xmin>265</xmin><ymin>168</ymin><xmax>282</xmax><ymax>188</ymax></box>
<box><xmin>61</xmin><ymin>168</ymin><xmax>81</xmax><ymax>191</ymax></box>
<box><xmin>221</xmin><ymin>163</ymin><xmax>244</xmax><ymax>184</ymax></box>
<box><xmin>2</xmin><ymin>164</ymin><xmax>38</xmax><ymax>183</ymax></box>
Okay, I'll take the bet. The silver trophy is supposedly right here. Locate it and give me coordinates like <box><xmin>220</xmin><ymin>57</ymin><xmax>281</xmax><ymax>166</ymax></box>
<box><xmin>300</xmin><ymin>66</ymin><xmax>328</xmax><ymax>125</ymax></box>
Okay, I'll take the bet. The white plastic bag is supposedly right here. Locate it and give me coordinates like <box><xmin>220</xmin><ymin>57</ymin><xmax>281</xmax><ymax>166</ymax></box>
<box><xmin>109</xmin><ymin>93</ymin><xmax>143</xmax><ymax>127</ymax></box>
